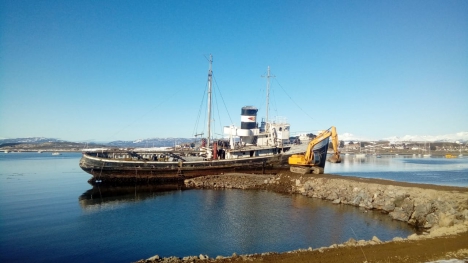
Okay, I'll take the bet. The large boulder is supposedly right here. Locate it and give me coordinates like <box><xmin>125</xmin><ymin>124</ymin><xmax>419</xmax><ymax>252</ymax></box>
<box><xmin>390</xmin><ymin>207</ymin><xmax>411</xmax><ymax>222</ymax></box>
<box><xmin>433</xmin><ymin>200</ymin><xmax>458</xmax><ymax>216</ymax></box>
<box><xmin>425</xmin><ymin>213</ymin><xmax>439</xmax><ymax>228</ymax></box>
<box><xmin>401</xmin><ymin>197</ymin><xmax>414</xmax><ymax>215</ymax></box>
<box><xmin>373</xmin><ymin>195</ymin><xmax>386</xmax><ymax>210</ymax></box>
<box><xmin>408</xmin><ymin>203</ymin><xmax>433</xmax><ymax>227</ymax></box>
<box><xmin>382</xmin><ymin>197</ymin><xmax>396</xmax><ymax>213</ymax></box>
<box><xmin>352</xmin><ymin>195</ymin><xmax>362</xmax><ymax>206</ymax></box>
<box><xmin>326</xmin><ymin>191</ymin><xmax>339</xmax><ymax>201</ymax></box>
<box><xmin>393</xmin><ymin>192</ymin><xmax>409</xmax><ymax>207</ymax></box>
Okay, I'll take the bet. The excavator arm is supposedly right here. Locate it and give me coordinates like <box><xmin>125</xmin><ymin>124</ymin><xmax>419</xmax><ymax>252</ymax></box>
<box><xmin>328</xmin><ymin>126</ymin><xmax>341</xmax><ymax>164</ymax></box>
<box><xmin>288</xmin><ymin>126</ymin><xmax>341</xmax><ymax>174</ymax></box>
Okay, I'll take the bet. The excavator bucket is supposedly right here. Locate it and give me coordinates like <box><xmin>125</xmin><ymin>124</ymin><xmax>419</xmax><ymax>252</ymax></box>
<box><xmin>327</xmin><ymin>154</ymin><xmax>342</xmax><ymax>163</ymax></box>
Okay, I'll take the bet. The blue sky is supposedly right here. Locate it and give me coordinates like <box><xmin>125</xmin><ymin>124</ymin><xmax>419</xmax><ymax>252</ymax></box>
<box><xmin>1</xmin><ymin>0</ymin><xmax>467</xmax><ymax>142</ymax></box>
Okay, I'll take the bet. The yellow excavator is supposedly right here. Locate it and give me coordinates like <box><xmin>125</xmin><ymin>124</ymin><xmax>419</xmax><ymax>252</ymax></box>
<box><xmin>288</xmin><ymin>126</ymin><xmax>341</xmax><ymax>174</ymax></box>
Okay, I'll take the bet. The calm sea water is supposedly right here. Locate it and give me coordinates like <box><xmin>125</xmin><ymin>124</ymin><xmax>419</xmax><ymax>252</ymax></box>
<box><xmin>327</xmin><ymin>154</ymin><xmax>468</xmax><ymax>187</ymax></box>
<box><xmin>0</xmin><ymin>153</ymin><xmax>466</xmax><ymax>263</ymax></box>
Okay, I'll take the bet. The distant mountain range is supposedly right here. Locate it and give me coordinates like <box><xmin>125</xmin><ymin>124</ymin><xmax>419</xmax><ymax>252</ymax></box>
<box><xmin>383</xmin><ymin>132</ymin><xmax>468</xmax><ymax>143</ymax></box>
<box><xmin>340</xmin><ymin>132</ymin><xmax>468</xmax><ymax>143</ymax></box>
<box><xmin>0</xmin><ymin>137</ymin><xmax>196</xmax><ymax>148</ymax></box>
<box><xmin>107</xmin><ymin>138</ymin><xmax>195</xmax><ymax>147</ymax></box>
<box><xmin>0</xmin><ymin>137</ymin><xmax>68</xmax><ymax>144</ymax></box>
<box><xmin>1</xmin><ymin>132</ymin><xmax>467</xmax><ymax>148</ymax></box>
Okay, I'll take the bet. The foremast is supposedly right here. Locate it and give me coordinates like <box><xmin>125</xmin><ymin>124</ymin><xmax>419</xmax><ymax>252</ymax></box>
<box><xmin>262</xmin><ymin>66</ymin><xmax>275</xmax><ymax>124</ymax></box>
<box><xmin>262</xmin><ymin>66</ymin><xmax>277</xmax><ymax>146</ymax></box>
<box><xmin>206</xmin><ymin>54</ymin><xmax>213</xmax><ymax>159</ymax></box>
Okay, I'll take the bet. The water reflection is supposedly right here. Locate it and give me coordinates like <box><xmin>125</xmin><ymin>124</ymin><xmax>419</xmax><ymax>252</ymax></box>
<box><xmin>79</xmin><ymin>183</ymin><xmax>186</xmax><ymax>210</ymax></box>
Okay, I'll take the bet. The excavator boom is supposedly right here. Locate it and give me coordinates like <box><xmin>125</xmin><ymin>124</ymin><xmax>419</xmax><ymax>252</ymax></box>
<box><xmin>288</xmin><ymin>126</ymin><xmax>341</xmax><ymax>174</ymax></box>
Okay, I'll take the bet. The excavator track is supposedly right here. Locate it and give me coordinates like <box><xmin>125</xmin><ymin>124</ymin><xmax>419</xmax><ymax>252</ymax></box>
<box><xmin>311</xmin><ymin>167</ymin><xmax>324</xmax><ymax>174</ymax></box>
<box><xmin>290</xmin><ymin>166</ymin><xmax>310</xmax><ymax>174</ymax></box>
<box><xmin>290</xmin><ymin>166</ymin><xmax>324</xmax><ymax>174</ymax></box>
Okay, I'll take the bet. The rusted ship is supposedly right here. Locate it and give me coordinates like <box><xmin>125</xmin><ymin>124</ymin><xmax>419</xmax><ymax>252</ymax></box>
<box><xmin>79</xmin><ymin>56</ymin><xmax>330</xmax><ymax>184</ymax></box>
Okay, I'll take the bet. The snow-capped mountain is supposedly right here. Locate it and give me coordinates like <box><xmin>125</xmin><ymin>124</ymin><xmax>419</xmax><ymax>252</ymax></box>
<box><xmin>0</xmin><ymin>137</ymin><xmax>67</xmax><ymax>144</ymax></box>
<box><xmin>383</xmin><ymin>132</ymin><xmax>468</xmax><ymax>143</ymax></box>
<box><xmin>338</xmin><ymin>133</ymin><xmax>374</xmax><ymax>142</ymax></box>
<box><xmin>107</xmin><ymin>138</ymin><xmax>195</xmax><ymax>147</ymax></box>
<box><xmin>337</xmin><ymin>132</ymin><xmax>468</xmax><ymax>143</ymax></box>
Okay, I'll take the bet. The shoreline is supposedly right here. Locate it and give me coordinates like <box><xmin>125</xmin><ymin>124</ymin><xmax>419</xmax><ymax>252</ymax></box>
<box><xmin>0</xmin><ymin>147</ymin><xmax>465</xmax><ymax>157</ymax></box>
<box><xmin>137</xmin><ymin>172</ymin><xmax>468</xmax><ymax>263</ymax></box>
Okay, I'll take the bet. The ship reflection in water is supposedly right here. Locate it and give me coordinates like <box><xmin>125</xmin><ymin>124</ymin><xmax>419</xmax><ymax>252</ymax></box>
<box><xmin>79</xmin><ymin>183</ymin><xmax>186</xmax><ymax>210</ymax></box>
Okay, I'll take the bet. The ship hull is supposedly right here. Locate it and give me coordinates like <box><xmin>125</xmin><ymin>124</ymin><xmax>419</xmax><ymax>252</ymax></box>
<box><xmin>79</xmin><ymin>139</ymin><xmax>330</xmax><ymax>185</ymax></box>
<box><xmin>80</xmin><ymin>154</ymin><xmax>289</xmax><ymax>184</ymax></box>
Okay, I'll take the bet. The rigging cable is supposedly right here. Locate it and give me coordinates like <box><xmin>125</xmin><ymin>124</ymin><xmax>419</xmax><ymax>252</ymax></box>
<box><xmin>273</xmin><ymin>78</ymin><xmax>314</xmax><ymax>120</ymax></box>
<box><xmin>213</xmin><ymin>85</ymin><xmax>222</xmax><ymax>139</ymax></box>
<box><xmin>213</xmin><ymin>75</ymin><xmax>233</xmax><ymax>125</ymax></box>
<box><xmin>270</xmin><ymin>82</ymin><xmax>279</xmax><ymax>119</ymax></box>
<box><xmin>192</xmin><ymin>82</ymin><xmax>207</xmax><ymax>138</ymax></box>
<box><xmin>257</xmin><ymin>85</ymin><xmax>265</xmax><ymax>117</ymax></box>
<box><xmin>108</xmin><ymin>87</ymin><xmax>183</xmax><ymax>141</ymax></box>
<box><xmin>212</xmin><ymin>75</ymin><xmax>233</xmax><ymax>139</ymax></box>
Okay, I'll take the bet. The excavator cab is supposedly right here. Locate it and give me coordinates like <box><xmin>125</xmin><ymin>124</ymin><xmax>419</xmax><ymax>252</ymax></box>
<box><xmin>289</xmin><ymin>152</ymin><xmax>322</xmax><ymax>166</ymax></box>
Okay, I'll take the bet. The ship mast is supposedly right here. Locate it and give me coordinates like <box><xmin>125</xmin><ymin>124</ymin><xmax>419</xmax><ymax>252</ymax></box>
<box><xmin>206</xmin><ymin>54</ymin><xmax>213</xmax><ymax>152</ymax></box>
<box><xmin>262</xmin><ymin>66</ymin><xmax>275</xmax><ymax>123</ymax></box>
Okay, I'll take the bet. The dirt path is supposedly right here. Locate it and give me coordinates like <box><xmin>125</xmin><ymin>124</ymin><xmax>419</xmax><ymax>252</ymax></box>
<box><xmin>231</xmin><ymin>232</ymin><xmax>468</xmax><ymax>263</ymax></box>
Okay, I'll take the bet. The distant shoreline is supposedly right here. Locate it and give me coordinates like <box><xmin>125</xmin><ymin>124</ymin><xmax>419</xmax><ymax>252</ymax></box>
<box><xmin>1</xmin><ymin>149</ymin><xmax>83</xmax><ymax>153</ymax></box>
<box><xmin>1</xmin><ymin>139</ymin><xmax>465</xmax><ymax>157</ymax></box>
<box><xmin>1</xmin><ymin>148</ymin><xmax>464</xmax><ymax>157</ymax></box>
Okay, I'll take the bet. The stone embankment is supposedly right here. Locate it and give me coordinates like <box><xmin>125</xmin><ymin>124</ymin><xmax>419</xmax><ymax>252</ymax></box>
<box><xmin>185</xmin><ymin>172</ymin><xmax>468</xmax><ymax>232</ymax></box>
<box><xmin>138</xmin><ymin>172</ymin><xmax>468</xmax><ymax>263</ymax></box>
<box><xmin>293</xmin><ymin>176</ymin><xmax>468</xmax><ymax>231</ymax></box>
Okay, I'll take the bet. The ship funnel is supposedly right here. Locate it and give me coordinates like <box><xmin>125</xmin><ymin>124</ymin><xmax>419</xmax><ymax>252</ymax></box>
<box><xmin>241</xmin><ymin>106</ymin><xmax>257</xmax><ymax>129</ymax></box>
